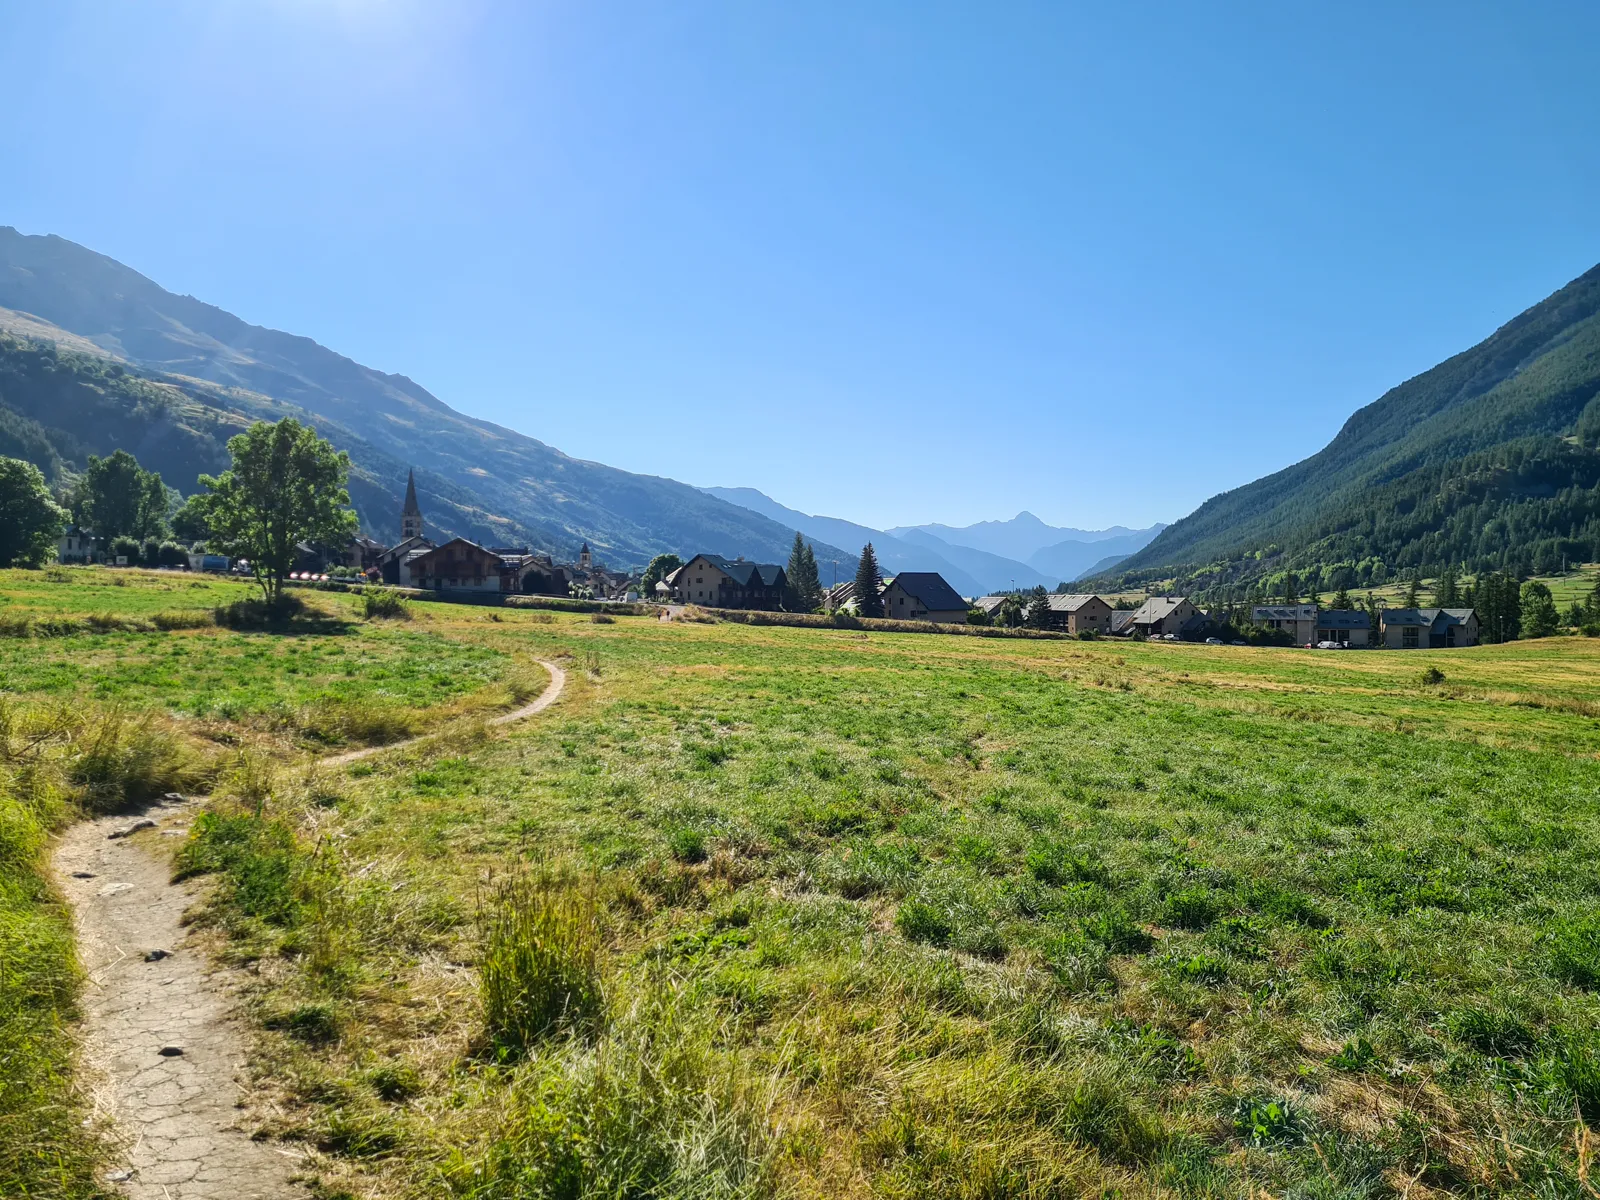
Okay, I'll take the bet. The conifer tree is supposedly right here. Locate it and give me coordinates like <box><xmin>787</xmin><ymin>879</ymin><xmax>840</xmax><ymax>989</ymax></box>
<box><xmin>801</xmin><ymin>541</ymin><xmax>822</xmax><ymax>610</ymax></box>
<box><xmin>1330</xmin><ymin>585</ymin><xmax>1353</xmax><ymax>611</ymax></box>
<box><xmin>786</xmin><ymin>533</ymin><xmax>823</xmax><ymax>611</ymax></box>
<box><xmin>855</xmin><ymin>543</ymin><xmax>884</xmax><ymax>618</ymax></box>
<box><xmin>1402</xmin><ymin>573</ymin><xmax>1422</xmax><ymax>609</ymax></box>
<box><xmin>1435</xmin><ymin>563</ymin><xmax>1460</xmax><ymax>608</ymax></box>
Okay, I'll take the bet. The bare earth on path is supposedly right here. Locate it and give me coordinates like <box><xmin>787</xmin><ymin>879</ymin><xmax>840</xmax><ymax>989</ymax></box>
<box><xmin>52</xmin><ymin>659</ymin><xmax>566</xmax><ymax>1198</ymax></box>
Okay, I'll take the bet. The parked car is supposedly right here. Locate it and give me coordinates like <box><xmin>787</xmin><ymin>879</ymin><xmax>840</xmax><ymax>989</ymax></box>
<box><xmin>1230</xmin><ymin>640</ymin><xmax>1246</xmax><ymax>646</ymax></box>
<box><xmin>1315</xmin><ymin>640</ymin><xmax>1347</xmax><ymax>649</ymax></box>
<box><xmin>1204</xmin><ymin>637</ymin><xmax>1223</xmax><ymax>645</ymax></box>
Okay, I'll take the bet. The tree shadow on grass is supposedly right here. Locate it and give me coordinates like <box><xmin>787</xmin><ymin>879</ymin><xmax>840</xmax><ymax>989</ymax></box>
<box><xmin>213</xmin><ymin>594</ymin><xmax>355</xmax><ymax>636</ymax></box>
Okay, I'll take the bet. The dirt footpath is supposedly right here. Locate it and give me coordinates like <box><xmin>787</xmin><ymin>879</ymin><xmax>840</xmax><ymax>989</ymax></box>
<box><xmin>55</xmin><ymin>795</ymin><xmax>307</xmax><ymax>1199</ymax></box>
<box><xmin>53</xmin><ymin>658</ymin><xmax>565</xmax><ymax>1197</ymax></box>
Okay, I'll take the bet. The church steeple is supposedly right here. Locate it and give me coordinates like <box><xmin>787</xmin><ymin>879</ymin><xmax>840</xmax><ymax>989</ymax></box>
<box><xmin>402</xmin><ymin>469</ymin><xmax>423</xmax><ymax>540</ymax></box>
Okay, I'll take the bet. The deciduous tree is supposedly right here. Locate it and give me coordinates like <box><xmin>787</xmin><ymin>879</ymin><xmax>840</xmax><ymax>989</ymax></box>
<box><xmin>73</xmin><ymin>449</ymin><xmax>168</xmax><ymax>541</ymax></box>
<box><xmin>0</xmin><ymin>455</ymin><xmax>67</xmax><ymax>567</ymax></box>
<box><xmin>641</xmin><ymin>553</ymin><xmax>683</xmax><ymax>597</ymax></box>
<box><xmin>195</xmin><ymin>418</ymin><xmax>357</xmax><ymax>605</ymax></box>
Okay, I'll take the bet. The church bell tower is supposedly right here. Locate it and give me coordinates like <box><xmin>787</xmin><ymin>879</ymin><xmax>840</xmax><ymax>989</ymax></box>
<box><xmin>402</xmin><ymin>469</ymin><xmax>424</xmax><ymax>540</ymax></box>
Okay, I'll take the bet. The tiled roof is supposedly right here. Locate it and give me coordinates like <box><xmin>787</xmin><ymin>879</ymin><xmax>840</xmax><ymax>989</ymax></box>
<box><xmin>889</xmin><ymin>572</ymin><xmax>967</xmax><ymax>612</ymax></box>
<box><xmin>691</xmin><ymin>554</ymin><xmax>786</xmax><ymax>589</ymax></box>
<box><xmin>971</xmin><ymin>595</ymin><xmax>1008</xmax><ymax>613</ymax></box>
<box><xmin>1130</xmin><ymin>595</ymin><xmax>1189</xmax><ymax>624</ymax></box>
<box><xmin>1315</xmin><ymin>609</ymin><xmax>1371</xmax><ymax>629</ymax></box>
<box><xmin>1046</xmin><ymin>593</ymin><xmax>1106</xmax><ymax>612</ymax></box>
<box><xmin>1380</xmin><ymin>607</ymin><xmax>1476</xmax><ymax>626</ymax></box>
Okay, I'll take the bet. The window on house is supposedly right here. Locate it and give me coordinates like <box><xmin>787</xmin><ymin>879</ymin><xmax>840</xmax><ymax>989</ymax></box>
<box><xmin>1403</xmin><ymin>627</ymin><xmax>1418</xmax><ymax>648</ymax></box>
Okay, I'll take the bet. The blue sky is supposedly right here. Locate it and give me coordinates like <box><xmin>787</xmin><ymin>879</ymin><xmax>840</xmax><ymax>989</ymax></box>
<box><xmin>4</xmin><ymin>2</ymin><xmax>1599</xmax><ymax>531</ymax></box>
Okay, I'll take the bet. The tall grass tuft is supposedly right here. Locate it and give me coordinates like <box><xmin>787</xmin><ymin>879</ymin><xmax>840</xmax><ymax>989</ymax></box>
<box><xmin>479</xmin><ymin>868</ymin><xmax>605</xmax><ymax>1056</ymax></box>
<box><xmin>361</xmin><ymin>588</ymin><xmax>411</xmax><ymax>620</ymax></box>
<box><xmin>460</xmin><ymin>988</ymin><xmax>777</xmax><ymax>1199</ymax></box>
<box><xmin>67</xmin><ymin>706</ymin><xmax>194</xmax><ymax>813</ymax></box>
<box><xmin>0</xmin><ymin>763</ymin><xmax>104</xmax><ymax>1195</ymax></box>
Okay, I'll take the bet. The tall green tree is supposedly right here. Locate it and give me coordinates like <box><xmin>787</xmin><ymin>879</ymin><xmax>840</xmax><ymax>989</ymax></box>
<box><xmin>1026</xmin><ymin>585</ymin><xmax>1052</xmax><ymax>629</ymax></box>
<box><xmin>1434</xmin><ymin>563</ymin><xmax>1460</xmax><ymax>608</ymax></box>
<box><xmin>1519</xmin><ymin>580</ymin><xmax>1560</xmax><ymax>639</ymax></box>
<box><xmin>74</xmin><ymin>449</ymin><xmax>168</xmax><ymax>541</ymax></box>
<box><xmin>1477</xmin><ymin>572</ymin><xmax>1522</xmax><ymax>643</ymax></box>
<box><xmin>641</xmin><ymin>552</ymin><xmax>683</xmax><ymax>597</ymax></box>
<box><xmin>1330</xmin><ymin>584</ymin><xmax>1354</xmax><ymax>611</ymax></box>
<box><xmin>195</xmin><ymin>418</ymin><xmax>357</xmax><ymax>605</ymax></box>
<box><xmin>171</xmin><ymin>493</ymin><xmax>212</xmax><ymax>544</ymax></box>
<box><xmin>855</xmin><ymin>543</ymin><xmax>884</xmax><ymax>618</ymax></box>
<box><xmin>785</xmin><ymin>532</ymin><xmax>823</xmax><ymax>612</ymax></box>
<box><xmin>1401</xmin><ymin>572</ymin><xmax>1422</xmax><ymax>609</ymax></box>
<box><xmin>0</xmin><ymin>456</ymin><xmax>67</xmax><ymax>567</ymax></box>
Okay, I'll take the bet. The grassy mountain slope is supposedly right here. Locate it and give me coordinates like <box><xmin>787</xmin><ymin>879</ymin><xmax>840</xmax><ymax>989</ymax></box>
<box><xmin>1113</xmin><ymin>262</ymin><xmax>1600</xmax><ymax>582</ymax></box>
<box><xmin>0</xmin><ymin>227</ymin><xmax>847</xmax><ymax>568</ymax></box>
<box><xmin>0</xmin><ymin>329</ymin><xmax>553</xmax><ymax>550</ymax></box>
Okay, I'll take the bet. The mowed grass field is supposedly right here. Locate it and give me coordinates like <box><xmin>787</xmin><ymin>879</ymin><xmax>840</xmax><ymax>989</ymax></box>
<box><xmin>6</xmin><ymin>567</ymin><xmax>1600</xmax><ymax>1198</ymax></box>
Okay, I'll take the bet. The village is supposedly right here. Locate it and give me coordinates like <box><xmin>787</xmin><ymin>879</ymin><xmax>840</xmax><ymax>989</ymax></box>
<box><xmin>52</xmin><ymin>466</ymin><xmax>1482</xmax><ymax>649</ymax></box>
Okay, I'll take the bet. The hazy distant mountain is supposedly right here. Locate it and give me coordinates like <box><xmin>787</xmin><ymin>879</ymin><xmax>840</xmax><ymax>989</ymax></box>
<box><xmin>700</xmin><ymin>487</ymin><xmax>985</xmax><ymax>595</ymax></box>
<box><xmin>0</xmin><ymin>227</ymin><xmax>853</xmax><ymax>569</ymax></box>
<box><xmin>705</xmin><ymin>486</ymin><xmax>1163</xmax><ymax>594</ymax></box>
<box><xmin>890</xmin><ymin>528</ymin><xmax>1054</xmax><ymax>593</ymax></box>
<box><xmin>1026</xmin><ymin>527</ymin><xmax>1167</xmax><ymax>582</ymax></box>
<box><xmin>888</xmin><ymin>511</ymin><xmax>1164</xmax><ymax>564</ymax></box>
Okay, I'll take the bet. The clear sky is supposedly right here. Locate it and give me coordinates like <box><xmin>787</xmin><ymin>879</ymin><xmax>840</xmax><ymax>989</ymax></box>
<box><xmin>4</xmin><ymin>2</ymin><xmax>1599</xmax><ymax>531</ymax></box>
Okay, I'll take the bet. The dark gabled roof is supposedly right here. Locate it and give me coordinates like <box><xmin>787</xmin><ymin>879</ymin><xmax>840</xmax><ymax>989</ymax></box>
<box><xmin>1315</xmin><ymin>609</ymin><xmax>1371</xmax><ymax>629</ymax></box>
<box><xmin>691</xmin><ymin>554</ymin><xmax>785</xmax><ymax>589</ymax></box>
<box><xmin>890</xmin><ymin>572</ymin><xmax>966</xmax><ymax>612</ymax></box>
<box><xmin>1252</xmin><ymin>605</ymin><xmax>1318</xmax><ymax>621</ymax></box>
<box><xmin>1380</xmin><ymin>607</ymin><xmax>1476</xmax><ymax>626</ymax></box>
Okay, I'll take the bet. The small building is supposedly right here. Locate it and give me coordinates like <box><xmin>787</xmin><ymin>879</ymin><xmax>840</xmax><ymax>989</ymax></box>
<box><xmin>1108</xmin><ymin>609</ymin><xmax>1138</xmax><ymax>636</ymax></box>
<box><xmin>881</xmin><ymin>572</ymin><xmax>968</xmax><ymax>623</ymax></box>
<box><xmin>970</xmin><ymin>595</ymin><xmax>1008</xmax><ymax>620</ymax></box>
<box><xmin>376</xmin><ymin>535</ymin><xmax>435</xmax><ymax>586</ymax></box>
<box><xmin>508</xmin><ymin>553</ymin><xmax>570</xmax><ymax>596</ymax></box>
<box><xmin>406</xmin><ymin>537</ymin><xmax>505</xmax><ymax>594</ymax></box>
<box><xmin>1314</xmin><ymin>609</ymin><xmax>1371</xmax><ymax>646</ymax></box>
<box><xmin>1128</xmin><ymin>595</ymin><xmax>1200</xmax><ymax>639</ymax></box>
<box><xmin>1039</xmin><ymin>593</ymin><xmax>1114</xmax><ymax>635</ymax></box>
<box><xmin>1253</xmin><ymin>604</ymin><xmax>1319</xmax><ymax>645</ymax></box>
<box><xmin>344</xmin><ymin>536</ymin><xmax>389</xmax><ymax>570</ymax></box>
<box><xmin>821</xmin><ymin>581</ymin><xmax>859</xmax><ymax>613</ymax></box>
<box><xmin>57</xmin><ymin>525</ymin><xmax>98</xmax><ymax>564</ymax></box>
<box><xmin>1379</xmin><ymin>607</ymin><xmax>1479</xmax><ymax>649</ymax></box>
<box><xmin>668</xmin><ymin>554</ymin><xmax>788</xmax><ymax>609</ymax></box>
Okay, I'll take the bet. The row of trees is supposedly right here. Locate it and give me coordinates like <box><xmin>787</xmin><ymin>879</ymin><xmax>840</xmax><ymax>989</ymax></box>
<box><xmin>0</xmin><ymin>419</ymin><xmax>356</xmax><ymax>604</ymax></box>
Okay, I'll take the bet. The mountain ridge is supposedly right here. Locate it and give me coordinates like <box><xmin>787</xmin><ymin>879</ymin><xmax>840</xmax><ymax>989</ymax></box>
<box><xmin>0</xmin><ymin>227</ymin><xmax>855</xmax><ymax>570</ymax></box>
<box><xmin>1104</xmin><ymin>260</ymin><xmax>1600</xmax><ymax>588</ymax></box>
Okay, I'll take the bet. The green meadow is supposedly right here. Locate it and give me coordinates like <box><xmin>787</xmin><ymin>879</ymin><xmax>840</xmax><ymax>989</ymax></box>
<box><xmin>4</xmin><ymin>567</ymin><xmax>1600</xmax><ymax>1198</ymax></box>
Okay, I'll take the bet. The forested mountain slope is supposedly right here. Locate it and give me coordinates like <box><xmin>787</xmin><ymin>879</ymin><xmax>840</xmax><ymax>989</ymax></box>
<box><xmin>1111</xmin><ymin>261</ymin><xmax>1600</xmax><ymax>585</ymax></box>
<box><xmin>0</xmin><ymin>227</ymin><xmax>848</xmax><ymax>568</ymax></box>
